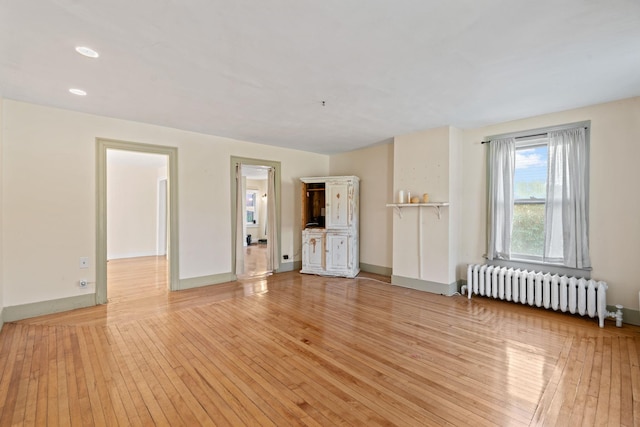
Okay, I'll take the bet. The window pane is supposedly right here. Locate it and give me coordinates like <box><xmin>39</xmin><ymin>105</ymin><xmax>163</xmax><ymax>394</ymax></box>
<box><xmin>513</xmin><ymin>144</ymin><xmax>547</xmax><ymax>258</ymax></box>
<box><xmin>246</xmin><ymin>192</ymin><xmax>255</xmax><ymax>208</ymax></box>
<box><xmin>514</xmin><ymin>145</ymin><xmax>547</xmax><ymax>200</ymax></box>
<box><xmin>512</xmin><ymin>203</ymin><xmax>545</xmax><ymax>256</ymax></box>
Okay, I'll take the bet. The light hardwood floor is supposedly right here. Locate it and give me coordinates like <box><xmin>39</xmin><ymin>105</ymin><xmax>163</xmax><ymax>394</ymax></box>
<box><xmin>240</xmin><ymin>243</ymin><xmax>269</xmax><ymax>279</ymax></box>
<box><xmin>1</xmin><ymin>256</ymin><xmax>639</xmax><ymax>426</ymax></box>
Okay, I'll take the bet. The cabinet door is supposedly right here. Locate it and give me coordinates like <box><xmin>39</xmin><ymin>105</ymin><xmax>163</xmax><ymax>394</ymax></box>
<box><xmin>303</xmin><ymin>232</ymin><xmax>325</xmax><ymax>270</ymax></box>
<box><xmin>325</xmin><ymin>182</ymin><xmax>350</xmax><ymax>228</ymax></box>
<box><xmin>326</xmin><ymin>233</ymin><xmax>350</xmax><ymax>272</ymax></box>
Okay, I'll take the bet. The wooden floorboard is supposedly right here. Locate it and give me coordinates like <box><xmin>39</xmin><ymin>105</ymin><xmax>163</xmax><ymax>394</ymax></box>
<box><xmin>2</xmin><ymin>256</ymin><xmax>640</xmax><ymax>426</ymax></box>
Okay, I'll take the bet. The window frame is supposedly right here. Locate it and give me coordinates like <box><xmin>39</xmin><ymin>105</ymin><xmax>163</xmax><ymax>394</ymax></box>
<box><xmin>485</xmin><ymin>120</ymin><xmax>591</xmax><ymax>277</ymax></box>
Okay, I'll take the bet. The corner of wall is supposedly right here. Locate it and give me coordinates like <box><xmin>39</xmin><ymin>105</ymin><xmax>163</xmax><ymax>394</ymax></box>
<box><xmin>327</xmin><ymin>141</ymin><xmax>394</xmax><ymax>269</ymax></box>
<box><xmin>448</xmin><ymin>126</ymin><xmax>463</xmax><ymax>283</ymax></box>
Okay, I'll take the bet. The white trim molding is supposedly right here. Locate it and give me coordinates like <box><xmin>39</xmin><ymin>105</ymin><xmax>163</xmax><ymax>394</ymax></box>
<box><xmin>391</xmin><ymin>275</ymin><xmax>457</xmax><ymax>296</ymax></box>
<box><xmin>179</xmin><ymin>273</ymin><xmax>236</xmax><ymax>290</ymax></box>
<box><xmin>3</xmin><ymin>294</ymin><xmax>96</xmax><ymax>322</ymax></box>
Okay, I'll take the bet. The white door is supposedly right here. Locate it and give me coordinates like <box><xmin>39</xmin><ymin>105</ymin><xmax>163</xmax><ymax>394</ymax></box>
<box><xmin>325</xmin><ymin>182</ymin><xmax>350</xmax><ymax>228</ymax></box>
<box><xmin>326</xmin><ymin>233</ymin><xmax>349</xmax><ymax>272</ymax></box>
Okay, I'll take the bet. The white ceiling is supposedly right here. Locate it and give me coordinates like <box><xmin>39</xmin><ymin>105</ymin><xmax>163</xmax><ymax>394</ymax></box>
<box><xmin>242</xmin><ymin>165</ymin><xmax>269</xmax><ymax>180</ymax></box>
<box><xmin>1</xmin><ymin>1</ymin><xmax>639</xmax><ymax>154</ymax></box>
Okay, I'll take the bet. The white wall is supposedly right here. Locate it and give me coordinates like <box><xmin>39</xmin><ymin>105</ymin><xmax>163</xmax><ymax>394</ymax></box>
<box><xmin>0</xmin><ymin>96</ymin><xmax>4</xmax><ymax>323</ymax></box>
<box><xmin>329</xmin><ymin>142</ymin><xmax>394</xmax><ymax>270</ymax></box>
<box><xmin>393</xmin><ymin>126</ymin><xmax>455</xmax><ymax>285</ymax></box>
<box><xmin>2</xmin><ymin>100</ymin><xmax>329</xmax><ymax>307</ymax></box>
<box><xmin>107</xmin><ymin>152</ymin><xmax>166</xmax><ymax>259</ymax></box>
<box><xmin>458</xmin><ymin>96</ymin><xmax>640</xmax><ymax>310</ymax></box>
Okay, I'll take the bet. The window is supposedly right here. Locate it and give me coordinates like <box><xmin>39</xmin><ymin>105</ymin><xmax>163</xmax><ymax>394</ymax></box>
<box><xmin>246</xmin><ymin>190</ymin><xmax>258</xmax><ymax>225</ymax></box>
<box><xmin>512</xmin><ymin>138</ymin><xmax>547</xmax><ymax>259</ymax></box>
<box><xmin>487</xmin><ymin>122</ymin><xmax>591</xmax><ymax>269</ymax></box>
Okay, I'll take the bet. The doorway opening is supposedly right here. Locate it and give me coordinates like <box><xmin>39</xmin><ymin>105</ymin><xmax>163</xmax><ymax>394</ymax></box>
<box><xmin>240</xmin><ymin>166</ymin><xmax>269</xmax><ymax>277</ymax></box>
<box><xmin>106</xmin><ymin>149</ymin><xmax>168</xmax><ymax>301</ymax></box>
<box><xmin>230</xmin><ymin>157</ymin><xmax>281</xmax><ymax>279</ymax></box>
<box><xmin>96</xmin><ymin>139</ymin><xmax>179</xmax><ymax>305</ymax></box>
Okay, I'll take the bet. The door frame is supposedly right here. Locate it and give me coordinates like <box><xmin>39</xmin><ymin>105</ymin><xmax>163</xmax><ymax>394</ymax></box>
<box><xmin>157</xmin><ymin>179</ymin><xmax>168</xmax><ymax>256</ymax></box>
<box><xmin>96</xmin><ymin>138</ymin><xmax>179</xmax><ymax>304</ymax></box>
<box><xmin>230</xmin><ymin>156</ymin><xmax>281</xmax><ymax>276</ymax></box>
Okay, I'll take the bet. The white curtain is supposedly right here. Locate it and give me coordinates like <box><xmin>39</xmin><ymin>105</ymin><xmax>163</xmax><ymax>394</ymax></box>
<box><xmin>487</xmin><ymin>137</ymin><xmax>516</xmax><ymax>260</ymax></box>
<box><xmin>544</xmin><ymin>128</ymin><xmax>590</xmax><ymax>268</ymax></box>
<box><xmin>235</xmin><ymin>163</ymin><xmax>245</xmax><ymax>275</ymax></box>
<box><xmin>266</xmin><ymin>167</ymin><xmax>279</xmax><ymax>272</ymax></box>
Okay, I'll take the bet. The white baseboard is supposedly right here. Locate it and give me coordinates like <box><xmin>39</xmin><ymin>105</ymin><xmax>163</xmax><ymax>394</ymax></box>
<box><xmin>107</xmin><ymin>251</ymin><xmax>159</xmax><ymax>260</ymax></box>
<box><xmin>179</xmin><ymin>272</ymin><xmax>236</xmax><ymax>290</ymax></box>
<box><xmin>3</xmin><ymin>294</ymin><xmax>96</xmax><ymax>322</ymax></box>
<box><xmin>391</xmin><ymin>275</ymin><xmax>458</xmax><ymax>296</ymax></box>
<box><xmin>277</xmin><ymin>261</ymin><xmax>302</xmax><ymax>273</ymax></box>
<box><xmin>360</xmin><ymin>263</ymin><xmax>392</xmax><ymax>277</ymax></box>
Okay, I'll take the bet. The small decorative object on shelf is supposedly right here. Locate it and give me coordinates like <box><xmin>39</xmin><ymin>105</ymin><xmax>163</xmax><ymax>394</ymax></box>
<box><xmin>422</xmin><ymin>193</ymin><xmax>429</xmax><ymax>203</ymax></box>
<box><xmin>411</xmin><ymin>196</ymin><xmax>420</xmax><ymax>204</ymax></box>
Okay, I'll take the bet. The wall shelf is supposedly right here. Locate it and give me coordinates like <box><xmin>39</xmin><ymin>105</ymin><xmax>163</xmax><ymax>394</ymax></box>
<box><xmin>386</xmin><ymin>202</ymin><xmax>449</xmax><ymax>219</ymax></box>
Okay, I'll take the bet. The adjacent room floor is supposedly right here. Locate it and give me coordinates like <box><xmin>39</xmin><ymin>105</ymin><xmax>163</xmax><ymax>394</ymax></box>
<box><xmin>241</xmin><ymin>242</ymin><xmax>270</xmax><ymax>278</ymax></box>
<box><xmin>1</xmin><ymin>257</ymin><xmax>639</xmax><ymax>426</ymax></box>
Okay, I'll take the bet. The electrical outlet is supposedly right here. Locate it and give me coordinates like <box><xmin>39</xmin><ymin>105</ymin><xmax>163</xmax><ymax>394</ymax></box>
<box><xmin>80</xmin><ymin>257</ymin><xmax>89</xmax><ymax>269</ymax></box>
<box><xmin>79</xmin><ymin>279</ymin><xmax>88</xmax><ymax>288</ymax></box>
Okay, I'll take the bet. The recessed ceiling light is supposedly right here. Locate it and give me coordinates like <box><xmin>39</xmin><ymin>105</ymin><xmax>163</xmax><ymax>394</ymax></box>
<box><xmin>69</xmin><ymin>88</ymin><xmax>87</xmax><ymax>96</ymax></box>
<box><xmin>75</xmin><ymin>46</ymin><xmax>99</xmax><ymax>58</ymax></box>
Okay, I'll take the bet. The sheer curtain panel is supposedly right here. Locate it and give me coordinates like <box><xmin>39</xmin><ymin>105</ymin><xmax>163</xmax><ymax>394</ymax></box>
<box><xmin>487</xmin><ymin>137</ymin><xmax>516</xmax><ymax>260</ymax></box>
<box><xmin>544</xmin><ymin>127</ymin><xmax>590</xmax><ymax>268</ymax></box>
<box><xmin>235</xmin><ymin>163</ymin><xmax>245</xmax><ymax>275</ymax></box>
<box><xmin>266</xmin><ymin>167</ymin><xmax>279</xmax><ymax>272</ymax></box>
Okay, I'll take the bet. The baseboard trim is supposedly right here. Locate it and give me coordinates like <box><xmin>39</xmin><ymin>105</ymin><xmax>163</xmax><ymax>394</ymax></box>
<box><xmin>391</xmin><ymin>275</ymin><xmax>457</xmax><ymax>296</ymax></box>
<box><xmin>360</xmin><ymin>263</ymin><xmax>392</xmax><ymax>277</ymax></box>
<box><xmin>179</xmin><ymin>272</ymin><xmax>236</xmax><ymax>290</ymax></box>
<box><xmin>0</xmin><ymin>308</ymin><xmax>3</xmax><ymax>332</ymax></box>
<box><xmin>277</xmin><ymin>261</ymin><xmax>302</xmax><ymax>273</ymax></box>
<box><xmin>3</xmin><ymin>294</ymin><xmax>96</xmax><ymax>322</ymax></box>
<box><xmin>107</xmin><ymin>252</ymin><xmax>159</xmax><ymax>260</ymax></box>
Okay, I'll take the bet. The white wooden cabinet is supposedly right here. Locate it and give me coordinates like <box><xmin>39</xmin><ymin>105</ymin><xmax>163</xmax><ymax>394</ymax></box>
<box><xmin>300</xmin><ymin>176</ymin><xmax>359</xmax><ymax>278</ymax></box>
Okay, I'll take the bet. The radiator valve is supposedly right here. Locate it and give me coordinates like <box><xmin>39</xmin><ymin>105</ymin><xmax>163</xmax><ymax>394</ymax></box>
<box><xmin>615</xmin><ymin>305</ymin><xmax>624</xmax><ymax>327</ymax></box>
<box><xmin>607</xmin><ymin>305</ymin><xmax>624</xmax><ymax>327</ymax></box>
